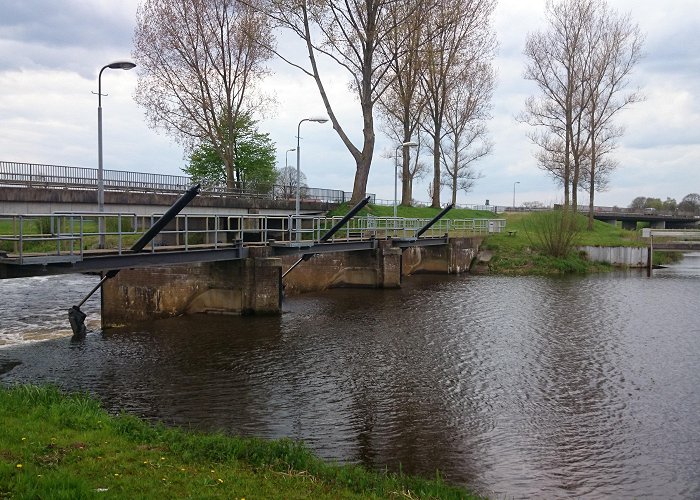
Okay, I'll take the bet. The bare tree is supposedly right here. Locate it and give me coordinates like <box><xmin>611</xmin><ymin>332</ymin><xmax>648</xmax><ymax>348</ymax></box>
<box><xmin>521</xmin><ymin>0</ymin><xmax>643</xmax><ymax>220</ymax></box>
<box><xmin>133</xmin><ymin>0</ymin><xmax>274</xmax><ymax>189</ymax></box>
<box><xmin>276</xmin><ymin>165</ymin><xmax>307</xmax><ymax>199</ymax></box>
<box><xmin>440</xmin><ymin>62</ymin><xmax>494</xmax><ymax>205</ymax></box>
<box><xmin>377</xmin><ymin>0</ymin><xmax>429</xmax><ymax>205</ymax></box>
<box><xmin>584</xmin><ymin>5</ymin><xmax>644</xmax><ymax>228</ymax></box>
<box><xmin>520</xmin><ymin>0</ymin><xmax>596</xmax><ymax>210</ymax></box>
<box><xmin>267</xmin><ymin>0</ymin><xmax>417</xmax><ymax>203</ymax></box>
<box><xmin>420</xmin><ymin>0</ymin><xmax>496</xmax><ymax>208</ymax></box>
<box><xmin>401</xmin><ymin>133</ymin><xmax>431</xmax><ymax>202</ymax></box>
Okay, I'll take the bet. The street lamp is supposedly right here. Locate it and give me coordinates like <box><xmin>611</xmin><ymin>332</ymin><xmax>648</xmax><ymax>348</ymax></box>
<box><xmin>97</xmin><ymin>60</ymin><xmax>136</xmax><ymax>247</ymax></box>
<box><xmin>285</xmin><ymin>148</ymin><xmax>296</xmax><ymax>168</ymax></box>
<box><xmin>296</xmin><ymin>117</ymin><xmax>328</xmax><ymax>243</ymax></box>
<box><xmin>394</xmin><ymin>141</ymin><xmax>418</xmax><ymax>219</ymax></box>
<box><xmin>513</xmin><ymin>181</ymin><xmax>520</xmax><ymax>209</ymax></box>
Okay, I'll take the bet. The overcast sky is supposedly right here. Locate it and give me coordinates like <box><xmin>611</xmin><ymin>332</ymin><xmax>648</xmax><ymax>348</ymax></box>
<box><xmin>1</xmin><ymin>0</ymin><xmax>698</xmax><ymax>208</ymax></box>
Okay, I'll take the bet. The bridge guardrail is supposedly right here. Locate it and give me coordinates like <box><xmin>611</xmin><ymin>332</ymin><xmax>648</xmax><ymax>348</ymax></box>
<box><xmin>0</xmin><ymin>161</ymin><xmax>374</xmax><ymax>205</ymax></box>
<box><xmin>1</xmin><ymin>211</ymin><xmax>506</xmax><ymax>264</ymax></box>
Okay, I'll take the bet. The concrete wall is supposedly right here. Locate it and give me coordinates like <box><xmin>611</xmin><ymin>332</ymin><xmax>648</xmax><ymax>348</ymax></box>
<box><xmin>579</xmin><ymin>246</ymin><xmax>648</xmax><ymax>267</ymax></box>
<box><xmin>101</xmin><ymin>252</ymin><xmax>281</xmax><ymax>328</ymax></box>
<box><xmin>282</xmin><ymin>240</ymin><xmax>402</xmax><ymax>293</ymax></box>
<box><xmin>402</xmin><ymin>237</ymin><xmax>482</xmax><ymax>275</ymax></box>
<box><xmin>100</xmin><ymin>237</ymin><xmax>481</xmax><ymax>327</ymax></box>
<box><xmin>283</xmin><ymin>237</ymin><xmax>481</xmax><ymax>294</ymax></box>
<box><xmin>0</xmin><ymin>186</ymin><xmax>330</xmax><ymax>215</ymax></box>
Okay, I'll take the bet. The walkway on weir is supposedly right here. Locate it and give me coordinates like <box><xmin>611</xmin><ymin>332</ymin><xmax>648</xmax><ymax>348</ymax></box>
<box><xmin>0</xmin><ymin>211</ymin><xmax>506</xmax><ymax>279</ymax></box>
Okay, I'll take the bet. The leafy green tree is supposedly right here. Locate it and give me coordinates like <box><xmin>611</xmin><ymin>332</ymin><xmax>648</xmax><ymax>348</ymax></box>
<box><xmin>662</xmin><ymin>197</ymin><xmax>677</xmax><ymax>212</ymax></box>
<box><xmin>644</xmin><ymin>197</ymin><xmax>663</xmax><ymax>211</ymax></box>
<box><xmin>184</xmin><ymin>115</ymin><xmax>277</xmax><ymax>193</ymax></box>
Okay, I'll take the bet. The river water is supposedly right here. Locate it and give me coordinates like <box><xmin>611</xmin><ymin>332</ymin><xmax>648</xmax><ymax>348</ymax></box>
<box><xmin>1</xmin><ymin>257</ymin><xmax>699</xmax><ymax>498</ymax></box>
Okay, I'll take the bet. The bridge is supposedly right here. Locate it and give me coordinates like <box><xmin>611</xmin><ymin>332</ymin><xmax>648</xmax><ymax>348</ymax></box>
<box><xmin>0</xmin><ymin>162</ymin><xmax>506</xmax><ymax>334</ymax></box>
<box><xmin>589</xmin><ymin>207</ymin><xmax>698</xmax><ymax>230</ymax></box>
<box><xmin>643</xmin><ymin>228</ymin><xmax>700</xmax><ymax>275</ymax></box>
<box><xmin>1</xmin><ymin>193</ymin><xmax>504</xmax><ymax>334</ymax></box>
<box><xmin>0</xmin><ymin>160</ymin><xmax>369</xmax><ymax>215</ymax></box>
<box><xmin>0</xmin><ymin>209</ymin><xmax>504</xmax><ymax>279</ymax></box>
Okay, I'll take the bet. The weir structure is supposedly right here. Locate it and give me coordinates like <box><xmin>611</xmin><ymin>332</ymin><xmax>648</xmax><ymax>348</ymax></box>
<box><xmin>0</xmin><ymin>200</ymin><xmax>505</xmax><ymax>329</ymax></box>
<box><xmin>643</xmin><ymin>228</ymin><xmax>700</xmax><ymax>276</ymax></box>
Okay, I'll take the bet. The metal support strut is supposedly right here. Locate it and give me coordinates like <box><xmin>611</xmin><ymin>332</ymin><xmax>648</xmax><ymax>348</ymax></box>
<box><xmin>415</xmin><ymin>204</ymin><xmax>454</xmax><ymax>238</ymax></box>
<box><xmin>283</xmin><ymin>196</ymin><xmax>371</xmax><ymax>278</ymax></box>
<box><xmin>68</xmin><ymin>184</ymin><xmax>200</xmax><ymax>340</ymax></box>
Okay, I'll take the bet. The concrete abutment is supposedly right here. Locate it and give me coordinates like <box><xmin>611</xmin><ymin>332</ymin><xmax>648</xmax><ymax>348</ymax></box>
<box><xmin>101</xmin><ymin>237</ymin><xmax>481</xmax><ymax>328</ymax></box>
<box><xmin>101</xmin><ymin>248</ymin><xmax>282</xmax><ymax>328</ymax></box>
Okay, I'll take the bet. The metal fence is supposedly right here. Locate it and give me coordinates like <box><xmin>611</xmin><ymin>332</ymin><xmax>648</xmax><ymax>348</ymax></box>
<box><xmin>0</xmin><ymin>211</ymin><xmax>506</xmax><ymax>264</ymax></box>
<box><xmin>0</xmin><ymin>161</ymin><xmax>371</xmax><ymax>204</ymax></box>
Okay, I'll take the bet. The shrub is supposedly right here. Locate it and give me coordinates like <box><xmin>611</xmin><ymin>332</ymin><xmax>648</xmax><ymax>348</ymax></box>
<box><xmin>524</xmin><ymin>210</ymin><xmax>585</xmax><ymax>257</ymax></box>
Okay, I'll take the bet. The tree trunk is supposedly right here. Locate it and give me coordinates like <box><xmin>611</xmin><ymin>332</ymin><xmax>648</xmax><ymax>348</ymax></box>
<box><xmin>451</xmin><ymin>171</ymin><xmax>457</xmax><ymax>206</ymax></box>
<box><xmin>588</xmin><ymin>107</ymin><xmax>597</xmax><ymax>230</ymax></box>
<box><xmin>401</xmin><ymin>121</ymin><xmax>412</xmax><ymax>206</ymax></box>
<box><xmin>401</xmin><ymin>152</ymin><xmax>411</xmax><ymax>206</ymax></box>
<box><xmin>225</xmin><ymin>159</ymin><xmax>235</xmax><ymax>190</ymax></box>
<box><xmin>350</xmin><ymin>104</ymin><xmax>375</xmax><ymax>203</ymax></box>
<box><xmin>431</xmin><ymin>129</ymin><xmax>441</xmax><ymax>208</ymax></box>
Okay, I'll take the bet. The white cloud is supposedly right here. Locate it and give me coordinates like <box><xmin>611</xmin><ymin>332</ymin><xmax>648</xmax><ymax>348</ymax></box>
<box><xmin>0</xmin><ymin>0</ymin><xmax>697</xmax><ymax>208</ymax></box>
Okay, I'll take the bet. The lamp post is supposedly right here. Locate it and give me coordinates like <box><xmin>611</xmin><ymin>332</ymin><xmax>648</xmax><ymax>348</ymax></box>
<box><xmin>513</xmin><ymin>181</ymin><xmax>520</xmax><ymax>209</ymax></box>
<box><xmin>394</xmin><ymin>141</ymin><xmax>418</xmax><ymax>219</ymax></box>
<box><xmin>285</xmin><ymin>147</ymin><xmax>296</xmax><ymax>168</ymax></box>
<box><xmin>296</xmin><ymin>117</ymin><xmax>328</xmax><ymax>243</ymax></box>
<box><xmin>97</xmin><ymin>60</ymin><xmax>136</xmax><ymax>248</ymax></box>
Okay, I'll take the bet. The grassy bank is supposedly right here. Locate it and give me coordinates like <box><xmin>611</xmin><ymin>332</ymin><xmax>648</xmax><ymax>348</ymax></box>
<box><xmin>0</xmin><ymin>385</ymin><xmax>477</xmax><ymax>499</ymax></box>
<box><xmin>327</xmin><ymin>205</ymin><xmax>652</xmax><ymax>275</ymax></box>
<box><xmin>327</xmin><ymin>203</ymin><xmax>496</xmax><ymax>220</ymax></box>
<box><xmin>481</xmin><ymin>212</ymin><xmax>645</xmax><ymax>275</ymax></box>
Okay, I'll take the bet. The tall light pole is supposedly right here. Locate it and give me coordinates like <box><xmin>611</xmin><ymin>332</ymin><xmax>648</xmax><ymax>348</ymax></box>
<box><xmin>513</xmin><ymin>181</ymin><xmax>520</xmax><ymax>209</ymax></box>
<box><xmin>97</xmin><ymin>60</ymin><xmax>136</xmax><ymax>248</ymax></box>
<box><xmin>285</xmin><ymin>148</ymin><xmax>296</xmax><ymax>168</ymax></box>
<box><xmin>394</xmin><ymin>141</ymin><xmax>418</xmax><ymax>218</ymax></box>
<box><xmin>296</xmin><ymin>117</ymin><xmax>328</xmax><ymax>243</ymax></box>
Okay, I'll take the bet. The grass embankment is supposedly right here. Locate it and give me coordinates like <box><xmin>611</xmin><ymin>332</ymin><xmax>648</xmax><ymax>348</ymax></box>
<box><xmin>327</xmin><ymin>203</ymin><xmax>495</xmax><ymax>220</ymax></box>
<box><xmin>482</xmin><ymin>212</ymin><xmax>646</xmax><ymax>275</ymax></box>
<box><xmin>330</xmin><ymin>205</ymin><xmax>655</xmax><ymax>275</ymax></box>
<box><xmin>0</xmin><ymin>385</ymin><xmax>477</xmax><ymax>499</ymax></box>
<box><xmin>0</xmin><ymin>217</ymin><xmax>141</xmax><ymax>254</ymax></box>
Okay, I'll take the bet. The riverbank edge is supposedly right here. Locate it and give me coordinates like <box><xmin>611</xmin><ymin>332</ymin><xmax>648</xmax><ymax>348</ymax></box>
<box><xmin>0</xmin><ymin>384</ymin><xmax>480</xmax><ymax>499</ymax></box>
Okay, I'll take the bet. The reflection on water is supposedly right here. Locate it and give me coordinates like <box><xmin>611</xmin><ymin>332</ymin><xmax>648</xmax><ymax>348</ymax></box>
<box><xmin>1</xmin><ymin>257</ymin><xmax>699</xmax><ymax>498</ymax></box>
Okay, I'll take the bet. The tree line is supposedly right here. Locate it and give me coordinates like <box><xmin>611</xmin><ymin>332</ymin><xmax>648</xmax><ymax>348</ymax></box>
<box><xmin>132</xmin><ymin>0</ymin><xmax>643</xmax><ymax>214</ymax></box>
<box><xmin>629</xmin><ymin>193</ymin><xmax>700</xmax><ymax>215</ymax></box>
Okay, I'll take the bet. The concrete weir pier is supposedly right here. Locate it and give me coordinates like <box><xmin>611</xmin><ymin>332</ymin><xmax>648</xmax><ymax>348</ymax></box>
<box><xmin>100</xmin><ymin>237</ymin><xmax>482</xmax><ymax>328</ymax></box>
<box><xmin>101</xmin><ymin>247</ymin><xmax>282</xmax><ymax>328</ymax></box>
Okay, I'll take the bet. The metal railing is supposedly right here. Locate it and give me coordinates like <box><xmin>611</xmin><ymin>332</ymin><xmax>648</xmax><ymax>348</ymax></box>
<box><xmin>0</xmin><ymin>161</ymin><xmax>374</xmax><ymax>204</ymax></box>
<box><xmin>0</xmin><ymin>211</ymin><xmax>506</xmax><ymax>264</ymax></box>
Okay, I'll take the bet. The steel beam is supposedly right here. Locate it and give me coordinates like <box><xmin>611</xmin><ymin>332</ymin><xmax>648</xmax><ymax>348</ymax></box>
<box><xmin>0</xmin><ymin>247</ymin><xmax>248</xmax><ymax>279</ymax></box>
<box><xmin>392</xmin><ymin>237</ymin><xmax>449</xmax><ymax>248</ymax></box>
<box><xmin>273</xmin><ymin>240</ymin><xmax>377</xmax><ymax>257</ymax></box>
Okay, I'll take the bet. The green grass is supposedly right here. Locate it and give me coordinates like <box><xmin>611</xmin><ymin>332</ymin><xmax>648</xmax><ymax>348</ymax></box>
<box><xmin>0</xmin><ymin>217</ymin><xmax>141</xmax><ymax>254</ymax></box>
<box><xmin>327</xmin><ymin>203</ymin><xmax>496</xmax><ymax>220</ymax></box>
<box><xmin>481</xmin><ymin>211</ymin><xmax>644</xmax><ymax>275</ymax></box>
<box><xmin>0</xmin><ymin>385</ymin><xmax>478</xmax><ymax>499</ymax></box>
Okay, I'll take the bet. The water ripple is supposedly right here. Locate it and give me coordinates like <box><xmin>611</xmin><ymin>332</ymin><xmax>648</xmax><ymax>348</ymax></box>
<box><xmin>1</xmin><ymin>268</ymin><xmax>699</xmax><ymax>498</ymax></box>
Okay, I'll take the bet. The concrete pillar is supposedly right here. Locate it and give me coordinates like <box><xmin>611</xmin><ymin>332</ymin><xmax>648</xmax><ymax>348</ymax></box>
<box><xmin>650</xmin><ymin>220</ymin><xmax>666</xmax><ymax>229</ymax></box>
<box><xmin>401</xmin><ymin>237</ymin><xmax>481</xmax><ymax>276</ymax></box>
<box><xmin>282</xmin><ymin>241</ymin><xmax>402</xmax><ymax>293</ymax></box>
<box><xmin>621</xmin><ymin>220</ymin><xmax>637</xmax><ymax>231</ymax></box>
<box><xmin>377</xmin><ymin>240</ymin><xmax>402</xmax><ymax>288</ymax></box>
<box><xmin>101</xmin><ymin>252</ymin><xmax>282</xmax><ymax>328</ymax></box>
